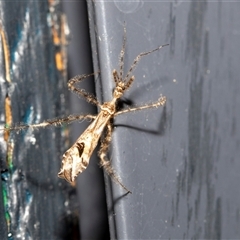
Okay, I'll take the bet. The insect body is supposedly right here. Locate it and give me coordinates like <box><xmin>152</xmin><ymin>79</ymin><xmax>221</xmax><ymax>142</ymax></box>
<box><xmin>4</xmin><ymin>26</ymin><xmax>168</xmax><ymax>193</ymax></box>
<box><xmin>58</xmin><ymin>103</ymin><xmax>113</xmax><ymax>184</ymax></box>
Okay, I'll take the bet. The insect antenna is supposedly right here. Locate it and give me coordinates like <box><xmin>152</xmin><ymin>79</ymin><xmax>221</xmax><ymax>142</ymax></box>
<box><xmin>119</xmin><ymin>23</ymin><xmax>127</xmax><ymax>81</ymax></box>
<box><xmin>124</xmin><ymin>43</ymin><xmax>169</xmax><ymax>82</ymax></box>
<box><xmin>113</xmin><ymin>69</ymin><xmax>120</xmax><ymax>84</ymax></box>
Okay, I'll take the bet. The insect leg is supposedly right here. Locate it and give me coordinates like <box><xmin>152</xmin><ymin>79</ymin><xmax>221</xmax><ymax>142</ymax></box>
<box><xmin>115</xmin><ymin>95</ymin><xmax>166</xmax><ymax>116</ymax></box>
<box><xmin>3</xmin><ymin>114</ymin><xmax>96</xmax><ymax>131</ymax></box>
<box><xmin>68</xmin><ymin>73</ymin><xmax>101</xmax><ymax>106</ymax></box>
<box><xmin>98</xmin><ymin>121</ymin><xmax>131</xmax><ymax>193</ymax></box>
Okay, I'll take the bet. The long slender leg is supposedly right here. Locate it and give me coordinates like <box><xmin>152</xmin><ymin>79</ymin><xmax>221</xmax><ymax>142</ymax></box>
<box><xmin>115</xmin><ymin>96</ymin><xmax>166</xmax><ymax>116</ymax></box>
<box><xmin>3</xmin><ymin>114</ymin><xmax>96</xmax><ymax>131</ymax></box>
<box><xmin>124</xmin><ymin>44</ymin><xmax>169</xmax><ymax>82</ymax></box>
<box><xmin>98</xmin><ymin>121</ymin><xmax>131</xmax><ymax>193</ymax></box>
<box><xmin>68</xmin><ymin>72</ymin><xmax>101</xmax><ymax>106</ymax></box>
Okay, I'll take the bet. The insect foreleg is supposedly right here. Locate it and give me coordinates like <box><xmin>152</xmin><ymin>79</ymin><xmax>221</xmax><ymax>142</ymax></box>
<box><xmin>68</xmin><ymin>73</ymin><xmax>101</xmax><ymax>106</ymax></box>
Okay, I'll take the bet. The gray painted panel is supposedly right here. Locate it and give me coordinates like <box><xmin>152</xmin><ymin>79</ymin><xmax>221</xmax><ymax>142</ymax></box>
<box><xmin>87</xmin><ymin>1</ymin><xmax>240</xmax><ymax>239</ymax></box>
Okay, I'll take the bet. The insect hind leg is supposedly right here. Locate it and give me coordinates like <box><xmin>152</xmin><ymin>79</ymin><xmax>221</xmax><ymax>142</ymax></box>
<box><xmin>98</xmin><ymin>121</ymin><xmax>131</xmax><ymax>193</ymax></box>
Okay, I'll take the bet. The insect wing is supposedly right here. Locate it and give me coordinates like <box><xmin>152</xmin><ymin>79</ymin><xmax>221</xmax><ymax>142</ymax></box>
<box><xmin>58</xmin><ymin>142</ymin><xmax>89</xmax><ymax>184</ymax></box>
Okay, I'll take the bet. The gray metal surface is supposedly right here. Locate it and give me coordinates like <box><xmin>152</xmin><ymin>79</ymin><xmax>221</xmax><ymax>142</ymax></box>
<box><xmin>87</xmin><ymin>1</ymin><xmax>240</xmax><ymax>239</ymax></box>
<box><xmin>0</xmin><ymin>1</ymin><xmax>78</xmax><ymax>239</ymax></box>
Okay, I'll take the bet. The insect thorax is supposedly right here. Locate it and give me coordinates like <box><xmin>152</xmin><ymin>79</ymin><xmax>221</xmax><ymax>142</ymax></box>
<box><xmin>101</xmin><ymin>101</ymin><xmax>116</xmax><ymax>116</ymax></box>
